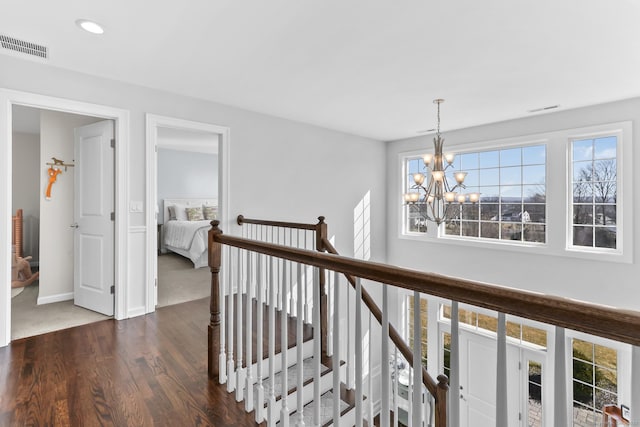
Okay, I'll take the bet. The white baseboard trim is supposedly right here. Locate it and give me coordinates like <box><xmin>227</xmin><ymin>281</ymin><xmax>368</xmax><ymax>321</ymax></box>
<box><xmin>127</xmin><ymin>306</ymin><xmax>146</xmax><ymax>318</ymax></box>
<box><xmin>37</xmin><ymin>292</ymin><xmax>74</xmax><ymax>305</ymax></box>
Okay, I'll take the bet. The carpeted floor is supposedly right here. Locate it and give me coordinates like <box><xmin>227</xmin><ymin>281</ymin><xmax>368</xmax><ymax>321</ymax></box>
<box><xmin>10</xmin><ymin>252</ymin><xmax>210</xmax><ymax>340</ymax></box>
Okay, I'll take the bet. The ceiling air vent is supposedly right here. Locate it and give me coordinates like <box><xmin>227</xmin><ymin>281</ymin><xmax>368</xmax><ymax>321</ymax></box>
<box><xmin>0</xmin><ymin>35</ymin><xmax>48</xmax><ymax>59</ymax></box>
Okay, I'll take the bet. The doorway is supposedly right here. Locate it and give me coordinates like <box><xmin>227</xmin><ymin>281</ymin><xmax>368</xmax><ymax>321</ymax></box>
<box><xmin>0</xmin><ymin>89</ymin><xmax>130</xmax><ymax>347</ymax></box>
<box><xmin>145</xmin><ymin>114</ymin><xmax>230</xmax><ymax>312</ymax></box>
<box><xmin>10</xmin><ymin>106</ymin><xmax>115</xmax><ymax>339</ymax></box>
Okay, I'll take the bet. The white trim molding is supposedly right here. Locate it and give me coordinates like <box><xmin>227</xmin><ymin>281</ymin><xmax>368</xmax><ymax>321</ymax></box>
<box><xmin>145</xmin><ymin>114</ymin><xmax>231</xmax><ymax>314</ymax></box>
<box><xmin>0</xmin><ymin>88</ymin><xmax>130</xmax><ymax>347</ymax></box>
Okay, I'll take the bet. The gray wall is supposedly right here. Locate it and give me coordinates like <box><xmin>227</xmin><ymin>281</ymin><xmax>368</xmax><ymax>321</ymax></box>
<box><xmin>157</xmin><ymin>148</ymin><xmax>218</xmax><ymax>224</ymax></box>
<box><xmin>386</xmin><ymin>97</ymin><xmax>640</xmax><ymax>312</ymax></box>
<box><xmin>11</xmin><ymin>131</ymin><xmax>40</xmax><ymax>260</ymax></box>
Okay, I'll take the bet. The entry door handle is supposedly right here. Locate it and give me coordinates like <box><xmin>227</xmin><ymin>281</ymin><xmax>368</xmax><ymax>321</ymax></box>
<box><xmin>70</xmin><ymin>223</ymin><xmax>79</xmax><ymax>229</ymax></box>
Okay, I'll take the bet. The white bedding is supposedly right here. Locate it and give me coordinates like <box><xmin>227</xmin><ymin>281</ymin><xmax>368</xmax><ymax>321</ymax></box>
<box><xmin>163</xmin><ymin>220</ymin><xmax>210</xmax><ymax>268</ymax></box>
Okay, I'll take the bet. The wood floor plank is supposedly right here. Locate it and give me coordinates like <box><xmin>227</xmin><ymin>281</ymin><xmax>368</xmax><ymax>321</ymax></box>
<box><xmin>0</xmin><ymin>297</ymin><xmax>280</xmax><ymax>427</ymax></box>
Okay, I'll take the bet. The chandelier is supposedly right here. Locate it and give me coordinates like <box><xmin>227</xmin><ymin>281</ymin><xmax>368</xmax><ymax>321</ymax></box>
<box><xmin>403</xmin><ymin>99</ymin><xmax>479</xmax><ymax>229</ymax></box>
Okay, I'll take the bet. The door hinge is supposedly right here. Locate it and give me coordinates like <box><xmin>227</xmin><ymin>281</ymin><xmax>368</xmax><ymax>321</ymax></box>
<box><xmin>110</xmin><ymin>285</ymin><xmax>115</xmax><ymax>294</ymax></box>
<box><xmin>519</xmin><ymin>412</ymin><xmax>522</xmax><ymax>421</ymax></box>
<box><xmin>110</xmin><ymin>138</ymin><xmax>115</xmax><ymax>148</ymax></box>
<box><xmin>110</xmin><ymin>212</ymin><xmax>115</xmax><ymax>221</ymax></box>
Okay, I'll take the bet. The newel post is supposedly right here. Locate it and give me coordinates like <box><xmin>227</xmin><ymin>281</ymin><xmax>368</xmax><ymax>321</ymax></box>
<box><xmin>208</xmin><ymin>220</ymin><xmax>223</xmax><ymax>379</ymax></box>
<box><xmin>315</xmin><ymin>216</ymin><xmax>328</xmax><ymax>357</ymax></box>
<box><xmin>434</xmin><ymin>374</ymin><xmax>449</xmax><ymax>427</ymax></box>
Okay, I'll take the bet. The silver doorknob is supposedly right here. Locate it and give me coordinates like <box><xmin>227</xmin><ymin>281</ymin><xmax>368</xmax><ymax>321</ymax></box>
<box><xmin>70</xmin><ymin>223</ymin><xmax>79</xmax><ymax>228</ymax></box>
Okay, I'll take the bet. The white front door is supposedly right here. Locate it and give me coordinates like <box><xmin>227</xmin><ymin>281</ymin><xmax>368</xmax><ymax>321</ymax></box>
<box><xmin>459</xmin><ymin>330</ymin><xmax>521</xmax><ymax>427</ymax></box>
<box><xmin>73</xmin><ymin>120</ymin><xmax>115</xmax><ymax>316</ymax></box>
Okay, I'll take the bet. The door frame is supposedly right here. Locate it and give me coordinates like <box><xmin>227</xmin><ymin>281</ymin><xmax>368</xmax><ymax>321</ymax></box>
<box><xmin>0</xmin><ymin>88</ymin><xmax>130</xmax><ymax>347</ymax></box>
<box><xmin>145</xmin><ymin>114</ymin><xmax>230</xmax><ymax>313</ymax></box>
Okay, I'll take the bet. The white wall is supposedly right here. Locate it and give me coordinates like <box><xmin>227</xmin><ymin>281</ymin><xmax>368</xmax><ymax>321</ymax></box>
<box><xmin>157</xmin><ymin>148</ymin><xmax>218</xmax><ymax>224</ymax></box>
<box><xmin>11</xmin><ymin>131</ymin><xmax>40</xmax><ymax>260</ymax></box>
<box><xmin>0</xmin><ymin>54</ymin><xmax>387</xmax><ymax>323</ymax></box>
<box><xmin>386</xmin><ymin>97</ymin><xmax>639</xmax><ymax>312</ymax></box>
<box><xmin>38</xmin><ymin>110</ymin><xmax>101</xmax><ymax>303</ymax></box>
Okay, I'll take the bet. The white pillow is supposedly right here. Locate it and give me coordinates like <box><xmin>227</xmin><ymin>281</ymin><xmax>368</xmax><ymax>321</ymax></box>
<box><xmin>169</xmin><ymin>204</ymin><xmax>189</xmax><ymax>221</ymax></box>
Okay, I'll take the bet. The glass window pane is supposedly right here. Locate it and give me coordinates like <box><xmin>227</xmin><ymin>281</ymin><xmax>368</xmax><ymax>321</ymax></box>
<box><xmin>502</xmin><ymin>204</ymin><xmax>523</xmax><ymax>222</ymax></box>
<box><xmin>408</xmin><ymin>159</ymin><xmax>421</xmax><ymax>174</ymax></box>
<box><xmin>573</xmin><ymin>226</ymin><xmax>594</xmax><ymax>247</ymax></box>
<box><xmin>479</xmin><ymin>168</ymin><xmax>500</xmax><ymax>186</ymax></box>
<box><xmin>501</xmin><ymin>223</ymin><xmax>523</xmax><ymax>241</ymax></box>
<box><xmin>480</xmin><ymin>222</ymin><xmax>499</xmax><ymax>239</ymax></box>
<box><xmin>522</xmin><ymin>326</ymin><xmax>547</xmax><ymax>347</ymax></box>
<box><xmin>595</xmin><ymin>389</ymin><xmax>617</xmax><ymax>408</ymax></box>
<box><xmin>595</xmin><ymin>368</ymin><xmax>617</xmax><ymax>393</ymax></box>
<box><xmin>594</xmin><ymin>227</ymin><xmax>616</xmax><ymax>249</ymax></box>
<box><xmin>594</xmin><ymin>136</ymin><xmax>616</xmax><ymax>159</ymax></box>
<box><xmin>481</xmin><ymin>204</ymin><xmax>499</xmax><ymax>221</ymax></box>
<box><xmin>458</xmin><ymin>308</ymin><xmax>476</xmax><ymax>326</ymax></box>
<box><xmin>523</xmin><ymin>186</ymin><xmax>546</xmax><ymax>203</ymax></box>
<box><xmin>461</xmin><ymin>221</ymin><xmax>479</xmax><ymax>237</ymax></box>
<box><xmin>444</xmin><ymin>221</ymin><xmax>460</xmax><ymax>236</ymax></box>
<box><xmin>506</xmin><ymin>321</ymin><xmax>521</xmax><ymax>339</ymax></box>
<box><xmin>460</xmin><ymin>152</ymin><xmax>479</xmax><ymax>170</ymax></box>
<box><xmin>500</xmin><ymin>166</ymin><xmax>522</xmax><ymax>185</ymax></box>
<box><xmin>573</xmin><ymin>340</ymin><xmax>594</xmax><ymax>362</ymax></box>
<box><xmin>523</xmin><ymin>204</ymin><xmax>546</xmax><ymax>223</ymax></box>
<box><xmin>523</xmin><ymin>224</ymin><xmax>546</xmax><ymax>243</ymax></box>
<box><xmin>574</xmin><ymin>161</ymin><xmax>593</xmax><ymax>182</ymax></box>
<box><xmin>477</xmin><ymin>314</ymin><xmax>497</xmax><ymax>332</ymax></box>
<box><xmin>595</xmin><ymin>345</ymin><xmax>617</xmax><ymax>371</ymax></box>
<box><xmin>500</xmin><ymin>148</ymin><xmax>521</xmax><ymax>167</ymax></box>
<box><xmin>593</xmin><ymin>159</ymin><xmax>616</xmax><ymax>182</ymax></box>
<box><xmin>523</xmin><ymin>165</ymin><xmax>545</xmax><ymax>185</ymax></box>
<box><xmin>461</xmin><ymin>204</ymin><xmax>479</xmax><ymax>221</ymax></box>
<box><xmin>573</xmin><ymin>359</ymin><xmax>594</xmax><ymax>384</ymax></box>
<box><xmin>573</xmin><ymin>182</ymin><xmax>593</xmax><ymax>203</ymax></box>
<box><xmin>479</xmin><ymin>150</ymin><xmax>499</xmax><ymax>168</ymax></box>
<box><xmin>463</xmin><ymin>170</ymin><xmax>479</xmax><ymax>187</ymax></box>
<box><xmin>573</xmin><ymin>139</ymin><xmax>593</xmax><ymax>161</ymax></box>
<box><xmin>479</xmin><ymin>186</ymin><xmax>500</xmax><ymax>201</ymax></box>
<box><xmin>594</xmin><ymin>205</ymin><xmax>616</xmax><ymax>225</ymax></box>
<box><xmin>501</xmin><ymin>185</ymin><xmax>522</xmax><ymax>202</ymax></box>
<box><xmin>573</xmin><ymin>380</ymin><xmax>594</xmax><ymax>405</ymax></box>
<box><xmin>523</xmin><ymin>145</ymin><xmax>546</xmax><ymax>165</ymax></box>
<box><xmin>573</xmin><ymin>205</ymin><xmax>593</xmax><ymax>225</ymax></box>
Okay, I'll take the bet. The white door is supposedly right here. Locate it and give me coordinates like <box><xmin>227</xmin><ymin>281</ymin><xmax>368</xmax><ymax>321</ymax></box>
<box><xmin>459</xmin><ymin>330</ymin><xmax>520</xmax><ymax>427</ymax></box>
<box><xmin>73</xmin><ymin>120</ymin><xmax>115</xmax><ymax>316</ymax></box>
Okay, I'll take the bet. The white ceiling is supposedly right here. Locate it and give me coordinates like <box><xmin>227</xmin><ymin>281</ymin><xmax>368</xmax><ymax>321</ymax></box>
<box><xmin>2</xmin><ymin>1</ymin><xmax>640</xmax><ymax>141</ymax></box>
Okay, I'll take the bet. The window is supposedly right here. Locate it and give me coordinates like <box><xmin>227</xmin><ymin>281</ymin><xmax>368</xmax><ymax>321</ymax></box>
<box><xmin>570</xmin><ymin>135</ymin><xmax>618</xmax><ymax>250</ymax></box>
<box><xmin>572</xmin><ymin>339</ymin><xmax>617</xmax><ymax>427</ymax></box>
<box><xmin>407</xmin><ymin>295</ymin><xmax>428</xmax><ymax>365</ymax></box>
<box><xmin>403</xmin><ymin>144</ymin><xmax>547</xmax><ymax>244</ymax></box>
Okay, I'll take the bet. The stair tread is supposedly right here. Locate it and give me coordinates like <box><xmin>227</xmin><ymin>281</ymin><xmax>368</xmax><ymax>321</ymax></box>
<box><xmin>258</xmin><ymin>356</ymin><xmax>329</xmax><ymax>399</ymax></box>
<box><xmin>276</xmin><ymin>390</ymin><xmax>349</xmax><ymax>427</ymax></box>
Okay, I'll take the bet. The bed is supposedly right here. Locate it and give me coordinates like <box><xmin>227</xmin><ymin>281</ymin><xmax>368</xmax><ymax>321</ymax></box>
<box><xmin>162</xmin><ymin>198</ymin><xmax>217</xmax><ymax>268</ymax></box>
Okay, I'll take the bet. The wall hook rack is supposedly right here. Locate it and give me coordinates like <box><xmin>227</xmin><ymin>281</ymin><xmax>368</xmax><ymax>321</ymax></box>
<box><xmin>45</xmin><ymin>157</ymin><xmax>75</xmax><ymax>172</ymax></box>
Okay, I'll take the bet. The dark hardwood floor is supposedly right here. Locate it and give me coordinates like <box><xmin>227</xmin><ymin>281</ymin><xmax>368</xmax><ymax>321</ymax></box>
<box><xmin>0</xmin><ymin>297</ymin><xmax>291</xmax><ymax>427</ymax></box>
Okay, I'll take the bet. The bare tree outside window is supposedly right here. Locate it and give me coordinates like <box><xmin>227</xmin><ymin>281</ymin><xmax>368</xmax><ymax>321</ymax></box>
<box><xmin>572</xmin><ymin>137</ymin><xmax>617</xmax><ymax>249</ymax></box>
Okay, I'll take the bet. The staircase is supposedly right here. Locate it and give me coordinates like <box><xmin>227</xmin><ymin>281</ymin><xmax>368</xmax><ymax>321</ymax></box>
<box><xmin>207</xmin><ymin>215</ymin><xmax>447</xmax><ymax>427</ymax></box>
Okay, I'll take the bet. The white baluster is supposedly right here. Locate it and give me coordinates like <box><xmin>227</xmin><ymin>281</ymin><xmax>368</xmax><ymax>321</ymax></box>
<box><xmin>381</xmin><ymin>284</ymin><xmax>390</xmax><ymax>427</ymax></box>
<box><xmin>227</xmin><ymin>247</ymin><xmax>236</xmax><ymax>392</ymax></box>
<box><xmin>280</xmin><ymin>260</ymin><xmax>290</xmax><ymax>427</ymax></box>
<box><xmin>355</xmin><ymin>277</ymin><xmax>363</xmax><ymax>426</ymax></box>
<box><xmin>450</xmin><ymin>301</ymin><xmax>460</xmax><ymax>427</ymax></box>
<box><xmin>496</xmin><ymin>312</ymin><xmax>507</xmax><ymax>427</ymax></box>
<box><xmin>236</xmin><ymin>249</ymin><xmax>245</xmax><ymax>402</ymax></box>
<box><xmin>368</xmin><ymin>310</ymin><xmax>373</xmax><ymax>425</ymax></box>
<box><xmin>553</xmin><ymin>326</ymin><xmax>567</xmax><ymax>427</ymax></box>
<box><xmin>267</xmin><ymin>256</ymin><xmax>277</xmax><ymax>426</ymax></box>
<box><xmin>332</xmin><ymin>271</ymin><xmax>341</xmax><ymax>427</ymax></box>
<box><xmin>245</xmin><ymin>251</ymin><xmax>254</xmax><ymax>412</ymax></box>
<box><xmin>289</xmin><ymin>230</ymin><xmax>295</xmax><ymax>317</ymax></box>
<box><xmin>313</xmin><ymin>267</ymin><xmax>321</xmax><ymax>426</ymax></box>
<box><xmin>393</xmin><ymin>348</ymin><xmax>398</xmax><ymax>427</ymax></box>
<box><xmin>255</xmin><ymin>253</ymin><xmax>265</xmax><ymax>423</ymax></box>
<box><xmin>295</xmin><ymin>263</ymin><xmax>306</xmax><ymax>427</ymax></box>
<box><xmin>347</xmin><ymin>279</ymin><xmax>354</xmax><ymax>389</ymax></box>
<box><xmin>303</xmin><ymin>231</ymin><xmax>310</xmax><ymax>323</ymax></box>
<box><xmin>276</xmin><ymin>228</ymin><xmax>282</xmax><ymax>311</ymax></box>
<box><xmin>218</xmin><ymin>245</ymin><xmax>227</xmax><ymax>384</ymax></box>
<box><xmin>412</xmin><ymin>292</ymin><xmax>422</xmax><ymax>427</ymax></box>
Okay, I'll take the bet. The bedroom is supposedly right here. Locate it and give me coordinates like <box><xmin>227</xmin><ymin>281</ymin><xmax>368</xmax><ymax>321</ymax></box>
<box><xmin>155</xmin><ymin>125</ymin><xmax>220</xmax><ymax>307</ymax></box>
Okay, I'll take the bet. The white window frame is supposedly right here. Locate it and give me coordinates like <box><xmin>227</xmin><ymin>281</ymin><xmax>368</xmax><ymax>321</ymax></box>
<box><xmin>399</xmin><ymin>122</ymin><xmax>633</xmax><ymax>263</ymax></box>
<box><xmin>566</xmin><ymin>125</ymin><xmax>628</xmax><ymax>259</ymax></box>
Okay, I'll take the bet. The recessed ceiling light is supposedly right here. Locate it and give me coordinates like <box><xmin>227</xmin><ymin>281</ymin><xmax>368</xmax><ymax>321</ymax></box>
<box><xmin>76</xmin><ymin>19</ymin><xmax>104</xmax><ymax>35</ymax></box>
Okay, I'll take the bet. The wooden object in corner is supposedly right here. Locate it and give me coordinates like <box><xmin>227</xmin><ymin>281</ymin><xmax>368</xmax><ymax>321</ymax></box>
<box><xmin>602</xmin><ymin>405</ymin><xmax>629</xmax><ymax>426</ymax></box>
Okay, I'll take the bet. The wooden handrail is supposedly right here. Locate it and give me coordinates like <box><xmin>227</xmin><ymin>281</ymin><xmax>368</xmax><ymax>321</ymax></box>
<box><xmin>210</xmin><ymin>222</ymin><xmax>640</xmax><ymax>347</ymax></box>
<box><xmin>321</xmin><ymin>237</ymin><xmax>440</xmax><ymax>396</ymax></box>
<box><xmin>237</xmin><ymin>214</ymin><xmax>318</xmax><ymax>231</ymax></box>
